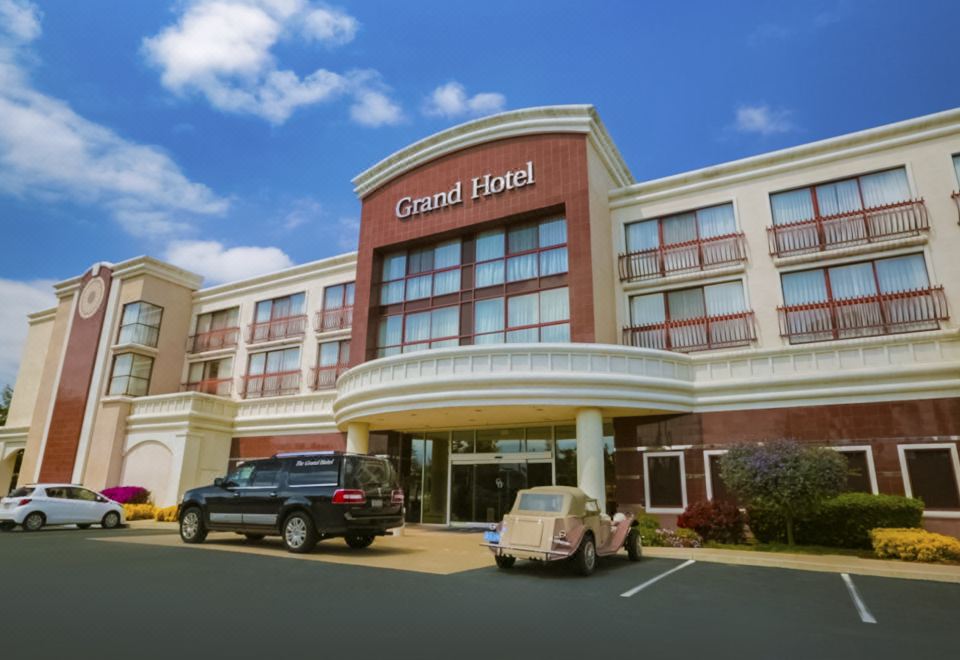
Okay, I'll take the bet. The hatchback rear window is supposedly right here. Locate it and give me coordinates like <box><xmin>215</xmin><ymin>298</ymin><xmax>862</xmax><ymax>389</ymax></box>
<box><xmin>517</xmin><ymin>493</ymin><xmax>565</xmax><ymax>513</ymax></box>
<box><xmin>344</xmin><ymin>457</ymin><xmax>396</xmax><ymax>490</ymax></box>
<box><xmin>8</xmin><ymin>487</ymin><xmax>34</xmax><ymax>498</ymax></box>
<box><xmin>287</xmin><ymin>457</ymin><xmax>340</xmax><ymax>487</ymax></box>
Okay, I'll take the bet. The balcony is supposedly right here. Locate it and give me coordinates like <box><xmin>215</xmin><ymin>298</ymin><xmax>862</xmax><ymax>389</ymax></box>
<box><xmin>311</xmin><ymin>364</ymin><xmax>349</xmax><ymax>390</ymax></box>
<box><xmin>767</xmin><ymin>199</ymin><xmax>928</xmax><ymax>258</ymax></box>
<box><xmin>181</xmin><ymin>378</ymin><xmax>233</xmax><ymax>397</ymax></box>
<box><xmin>187</xmin><ymin>327</ymin><xmax>239</xmax><ymax>353</ymax></box>
<box><xmin>777</xmin><ymin>287</ymin><xmax>949</xmax><ymax>344</ymax></box>
<box><xmin>315</xmin><ymin>306</ymin><xmax>353</xmax><ymax>332</ymax></box>
<box><xmin>622</xmin><ymin>311</ymin><xmax>756</xmax><ymax>353</ymax></box>
<box><xmin>618</xmin><ymin>233</ymin><xmax>746</xmax><ymax>282</ymax></box>
<box><xmin>247</xmin><ymin>315</ymin><xmax>307</xmax><ymax>344</ymax></box>
<box><xmin>242</xmin><ymin>370</ymin><xmax>302</xmax><ymax>399</ymax></box>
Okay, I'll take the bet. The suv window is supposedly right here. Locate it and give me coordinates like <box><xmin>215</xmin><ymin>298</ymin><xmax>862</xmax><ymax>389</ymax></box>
<box><xmin>250</xmin><ymin>461</ymin><xmax>282</xmax><ymax>488</ymax></box>
<box><xmin>287</xmin><ymin>457</ymin><xmax>340</xmax><ymax>487</ymax></box>
<box><xmin>226</xmin><ymin>464</ymin><xmax>255</xmax><ymax>488</ymax></box>
<box><xmin>344</xmin><ymin>457</ymin><xmax>396</xmax><ymax>490</ymax></box>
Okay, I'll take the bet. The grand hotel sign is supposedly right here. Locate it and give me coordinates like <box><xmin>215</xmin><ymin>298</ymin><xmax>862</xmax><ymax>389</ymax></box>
<box><xmin>395</xmin><ymin>161</ymin><xmax>535</xmax><ymax>220</ymax></box>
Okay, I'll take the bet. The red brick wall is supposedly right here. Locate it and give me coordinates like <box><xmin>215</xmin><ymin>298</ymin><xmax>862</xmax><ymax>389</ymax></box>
<box><xmin>39</xmin><ymin>268</ymin><xmax>113</xmax><ymax>482</ymax></box>
<box><xmin>230</xmin><ymin>433</ymin><xmax>347</xmax><ymax>461</ymax></box>
<box><xmin>351</xmin><ymin>134</ymin><xmax>594</xmax><ymax>363</ymax></box>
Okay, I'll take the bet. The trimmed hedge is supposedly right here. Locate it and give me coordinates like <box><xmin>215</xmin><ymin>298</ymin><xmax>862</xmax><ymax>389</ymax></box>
<box><xmin>634</xmin><ymin>510</ymin><xmax>661</xmax><ymax>547</ymax></box>
<box><xmin>749</xmin><ymin>493</ymin><xmax>924</xmax><ymax>548</ymax></box>
<box><xmin>123</xmin><ymin>504</ymin><xmax>156</xmax><ymax>521</ymax></box>
<box><xmin>677</xmin><ymin>500</ymin><xmax>746</xmax><ymax>544</ymax></box>
<box><xmin>154</xmin><ymin>505</ymin><xmax>179</xmax><ymax>522</ymax></box>
<box><xmin>871</xmin><ymin>528</ymin><xmax>960</xmax><ymax>563</ymax></box>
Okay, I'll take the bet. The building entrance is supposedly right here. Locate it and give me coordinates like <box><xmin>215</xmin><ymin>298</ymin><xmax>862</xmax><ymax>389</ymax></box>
<box><xmin>449</xmin><ymin>457</ymin><xmax>553</xmax><ymax>525</ymax></box>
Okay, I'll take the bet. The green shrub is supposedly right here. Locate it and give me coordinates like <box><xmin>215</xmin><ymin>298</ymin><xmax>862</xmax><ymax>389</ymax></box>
<box><xmin>749</xmin><ymin>493</ymin><xmax>924</xmax><ymax>548</ymax></box>
<box><xmin>871</xmin><ymin>528</ymin><xmax>960</xmax><ymax>563</ymax></box>
<box><xmin>634</xmin><ymin>510</ymin><xmax>661</xmax><ymax>546</ymax></box>
<box><xmin>677</xmin><ymin>500</ymin><xmax>746</xmax><ymax>544</ymax></box>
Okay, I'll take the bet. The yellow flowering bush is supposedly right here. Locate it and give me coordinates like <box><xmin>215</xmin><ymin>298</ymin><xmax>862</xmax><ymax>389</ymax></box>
<box><xmin>123</xmin><ymin>504</ymin><xmax>156</xmax><ymax>521</ymax></box>
<box><xmin>154</xmin><ymin>505</ymin><xmax>179</xmax><ymax>522</ymax></box>
<box><xmin>870</xmin><ymin>528</ymin><xmax>960</xmax><ymax>563</ymax></box>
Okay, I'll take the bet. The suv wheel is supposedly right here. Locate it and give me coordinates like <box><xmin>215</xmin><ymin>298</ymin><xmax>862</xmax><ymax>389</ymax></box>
<box><xmin>344</xmin><ymin>534</ymin><xmax>375</xmax><ymax>549</ymax></box>
<box><xmin>626</xmin><ymin>528</ymin><xmax>642</xmax><ymax>562</ymax></box>
<box><xmin>22</xmin><ymin>512</ymin><xmax>44</xmax><ymax>532</ymax></box>
<box><xmin>573</xmin><ymin>533</ymin><xmax>597</xmax><ymax>576</ymax></box>
<box><xmin>101</xmin><ymin>511</ymin><xmax>121</xmax><ymax>529</ymax></box>
<box><xmin>179</xmin><ymin>507</ymin><xmax>208</xmax><ymax>544</ymax></box>
<box><xmin>495</xmin><ymin>555</ymin><xmax>516</xmax><ymax>569</ymax></box>
<box><xmin>282</xmin><ymin>512</ymin><xmax>318</xmax><ymax>553</ymax></box>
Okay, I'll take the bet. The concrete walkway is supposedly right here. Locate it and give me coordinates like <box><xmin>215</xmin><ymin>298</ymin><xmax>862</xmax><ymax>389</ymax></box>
<box><xmin>643</xmin><ymin>546</ymin><xmax>960</xmax><ymax>584</ymax></box>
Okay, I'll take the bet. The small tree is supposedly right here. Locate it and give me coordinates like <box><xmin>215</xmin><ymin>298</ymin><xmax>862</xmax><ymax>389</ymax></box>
<box><xmin>0</xmin><ymin>385</ymin><xmax>12</xmax><ymax>426</ymax></box>
<box><xmin>719</xmin><ymin>440</ymin><xmax>847</xmax><ymax>545</ymax></box>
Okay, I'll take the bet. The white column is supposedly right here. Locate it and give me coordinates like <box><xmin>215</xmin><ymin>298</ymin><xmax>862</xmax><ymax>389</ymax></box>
<box><xmin>575</xmin><ymin>407</ymin><xmax>606</xmax><ymax>513</ymax></box>
<box><xmin>346</xmin><ymin>422</ymin><xmax>370</xmax><ymax>455</ymax></box>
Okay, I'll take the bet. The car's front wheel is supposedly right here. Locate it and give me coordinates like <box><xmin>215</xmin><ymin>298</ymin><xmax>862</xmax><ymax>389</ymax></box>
<box><xmin>101</xmin><ymin>511</ymin><xmax>121</xmax><ymax>529</ymax></box>
<box><xmin>573</xmin><ymin>533</ymin><xmax>597</xmax><ymax>576</ymax></box>
<box><xmin>626</xmin><ymin>528</ymin><xmax>642</xmax><ymax>562</ymax></box>
<box><xmin>179</xmin><ymin>507</ymin><xmax>207</xmax><ymax>544</ymax></box>
<box><xmin>495</xmin><ymin>555</ymin><xmax>516</xmax><ymax>569</ymax></box>
<box><xmin>22</xmin><ymin>512</ymin><xmax>44</xmax><ymax>532</ymax></box>
<box><xmin>282</xmin><ymin>512</ymin><xmax>318</xmax><ymax>554</ymax></box>
<box><xmin>344</xmin><ymin>534</ymin><xmax>375</xmax><ymax>549</ymax></box>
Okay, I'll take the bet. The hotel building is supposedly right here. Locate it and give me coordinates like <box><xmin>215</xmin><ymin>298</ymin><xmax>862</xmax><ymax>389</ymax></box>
<box><xmin>3</xmin><ymin>105</ymin><xmax>960</xmax><ymax>533</ymax></box>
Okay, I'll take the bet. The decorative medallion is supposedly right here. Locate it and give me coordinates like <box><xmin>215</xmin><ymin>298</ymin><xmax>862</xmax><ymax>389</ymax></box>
<box><xmin>78</xmin><ymin>277</ymin><xmax>106</xmax><ymax>319</ymax></box>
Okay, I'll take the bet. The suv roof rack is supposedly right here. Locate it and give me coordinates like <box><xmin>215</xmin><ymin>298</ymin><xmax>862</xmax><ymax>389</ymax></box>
<box><xmin>273</xmin><ymin>450</ymin><xmax>340</xmax><ymax>458</ymax></box>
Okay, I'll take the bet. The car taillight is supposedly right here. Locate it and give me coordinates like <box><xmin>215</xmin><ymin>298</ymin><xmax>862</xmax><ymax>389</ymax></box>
<box><xmin>332</xmin><ymin>489</ymin><xmax>366</xmax><ymax>504</ymax></box>
<box><xmin>17</xmin><ymin>499</ymin><xmax>31</xmax><ymax>506</ymax></box>
<box><xmin>391</xmin><ymin>489</ymin><xmax>404</xmax><ymax>505</ymax></box>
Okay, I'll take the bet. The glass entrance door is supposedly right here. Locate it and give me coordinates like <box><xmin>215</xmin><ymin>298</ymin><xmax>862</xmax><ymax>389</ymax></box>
<box><xmin>449</xmin><ymin>460</ymin><xmax>553</xmax><ymax>525</ymax></box>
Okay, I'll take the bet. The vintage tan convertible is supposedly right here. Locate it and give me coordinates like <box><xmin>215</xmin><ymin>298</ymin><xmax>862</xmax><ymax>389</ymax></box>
<box><xmin>482</xmin><ymin>485</ymin><xmax>641</xmax><ymax>576</ymax></box>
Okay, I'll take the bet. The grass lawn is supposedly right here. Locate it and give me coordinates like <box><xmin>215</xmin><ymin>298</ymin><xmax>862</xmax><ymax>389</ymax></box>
<box><xmin>704</xmin><ymin>541</ymin><xmax>875</xmax><ymax>559</ymax></box>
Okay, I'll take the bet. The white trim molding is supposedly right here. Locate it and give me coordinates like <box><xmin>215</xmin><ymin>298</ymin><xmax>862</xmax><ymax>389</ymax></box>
<box><xmin>703</xmin><ymin>449</ymin><xmax>729</xmax><ymax>501</ymax></box>
<box><xmin>897</xmin><ymin>442</ymin><xmax>960</xmax><ymax>519</ymax></box>
<box><xmin>643</xmin><ymin>450</ymin><xmax>688</xmax><ymax>514</ymax></box>
<box><xmin>831</xmin><ymin>445</ymin><xmax>879</xmax><ymax>495</ymax></box>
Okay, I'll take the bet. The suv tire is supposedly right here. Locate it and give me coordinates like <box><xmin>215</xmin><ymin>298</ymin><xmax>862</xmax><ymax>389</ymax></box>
<box><xmin>22</xmin><ymin>512</ymin><xmax>44</xmax><ymax>532</ymax></box>
<box><xmin>180</xmin><ymin>507</ymin><xmax>208</xmax><ymax>544</ymax></box>
<box><xmin>573</xmin><ymin>532</ymin><xmax>597</xmax><ymax>576</ymax></box>
<box><xmin>626</xmin><ymin>528</ymin><xmax>642</xmax><ymax>561</ymax></box>
<box><xmin>282</xmin><ymin>511</ymin><xmax>318</xmax><ymax>554</ymax></box>
<box><xmin>344</xmin><ymin>534</ymin><xmax>375</xmax><ymax>549</ymax></box>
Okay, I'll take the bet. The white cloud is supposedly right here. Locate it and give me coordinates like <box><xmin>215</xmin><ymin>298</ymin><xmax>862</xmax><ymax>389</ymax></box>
<box><xmin>734</xmin><ymin>104</ymin><xmax>796</xmax><ymax>136</ymax></box>
<box><xmin>282</xmin><ymin>196</ymin><xmax>322</xmax><ymax>230</ymax></box>
<box><xmin>164</xmin><ymin>240</ymin><xmax>294</xmax><ymax>284</ymax></box>
<box><xmin>422</xmin><ymin>82</ymin><xmax>506</xmax><ymax>119</ymax></box>
<box><xmin>143</xmin><ymin>1</ymin><xmax>398</xmax><ymax>126</ymax></box>
<box><xmin>0</xmin><ymin>278</ymin><xmax>56</xmax><ymax>388</ymax></box>
<box><xmin>0</xmin><ymin>1</ymin><xmax>228</xmax><ymax>239</ymax></box>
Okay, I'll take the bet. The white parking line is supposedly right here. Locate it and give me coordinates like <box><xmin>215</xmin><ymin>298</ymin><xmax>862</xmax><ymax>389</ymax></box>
<box><xmin>841</xmin><ymin>573</ymin><xmax>877</xmax><ymax>624</ymax></box>
<box><xmin>620</xmin><ymin>559</ymin><xmax>696</xmax><ymax>597</ymax></box>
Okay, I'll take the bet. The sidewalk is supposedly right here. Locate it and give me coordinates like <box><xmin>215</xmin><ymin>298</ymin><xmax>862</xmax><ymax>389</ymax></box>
<box><xmin>643</xmin><ymin>546</ymin><xmax>960</xmax><ymax>584</ymax></box>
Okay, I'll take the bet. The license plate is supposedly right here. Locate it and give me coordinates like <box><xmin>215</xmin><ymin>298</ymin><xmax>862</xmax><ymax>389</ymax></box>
<box><xmin>369</xmin><ymin>498</ymin><xmax>382</xmax><ymax>508</ymax></box>
<box><xmin>484</xmin><ymin>531</ymin><xmax>500</xmax><ymax>544</ymax></box>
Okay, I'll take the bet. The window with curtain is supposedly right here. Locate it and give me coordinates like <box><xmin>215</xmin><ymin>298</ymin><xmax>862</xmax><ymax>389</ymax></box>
<box><xmin>625</xmin><ymin>203</ymin><xmax>737</xmax><ymax>251</ymax></box>
<box><xmin>323</xmin><ymin>282</ymin><xmax>355</xmax><ymax>310</ymax></box>
<box><xmin>631</xmin><ymin>282</ymin><xmax>746</xmax><ymax>324</ymax></box>
<box><xmin>255</xmin><ymin>293</ymin><xmax>305</xmax><ymax>321</ymax></box>
<box><xmin>118</xmin><ymin>302</ymin><xmax>162</xmax><ymax>347</ymax></box>
<box><xmin>187</xmin><ymin>357</ymin><xmax>233</xmax><ymax>383</ymax></box>
<box><xmin>195</xmin><ymin>307</ymin><xmax>239</xmax><ymax>334</ymax></box>
<box><xmin>953</xmin><ymin>155</ymin><xmax>960</xmax><ymax>187</ymax></box>
<box><xmin>108</xmin><ymin>353</ymin><xmax>153</xmax><ymax>396</ymax></box>
<box><xmin>771</xmin><ymin>167</ymin><xmax>911</xmax><ymax>226</ymax></box>
<box><xmin>782</xmin><ymin>254</ymin><xmax>930</xmax><ymax>307</ymax></box>
<box><xmin>247</xmin><ymin>347</ymin><xmax>300</xmax><ymax>376</ymax></box>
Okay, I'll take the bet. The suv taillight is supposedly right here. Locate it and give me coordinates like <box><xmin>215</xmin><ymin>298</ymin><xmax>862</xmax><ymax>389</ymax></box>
<box><xmin>332</xmin><ymin>489</ymin><xmax>366</xmax><ymax>505</ymax></box>
<box><xmin>17</xmin><ymin>499</ymin><xmax>31</xmax><ymax>506</ymax></box>
<box><xmin>391</xmin><ymin>489</ymin><xmax>404</xmax><ymax>505</ymax></box>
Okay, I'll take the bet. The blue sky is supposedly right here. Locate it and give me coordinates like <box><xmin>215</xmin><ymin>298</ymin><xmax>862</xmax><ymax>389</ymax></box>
<box><xmin>0</xmin><ymin>0</ymin><xmax>958</xmax><ymax>385</ymax></box>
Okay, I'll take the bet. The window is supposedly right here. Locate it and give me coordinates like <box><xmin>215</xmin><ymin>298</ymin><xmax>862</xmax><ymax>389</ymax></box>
<box><xmin>315</xmin><ymin>340</ymin><xmax>350</xmax><ymax>389</ymax></box>
<box><xmin>68</xmin><ymin>487</ymin><xmax>99</xmax><ymax>502</ymax></box>
<box><xmin>644</xmin><ymin>451</ymin><xmax>687</xmax><ymax>513</ymax></box>
<box><xmin>627</xmin><ymin>281</ymin><xmax>753</xmax><ymax>352</ymax></box>
<box><xmin>899</xmin><ymin>444</ymin><xmax>960</xmax><ymax>510</ymax></box>
<box><xmin>779</xmin><ymin>253</ymin><xmax>945</xmax><ymax>343</ymax></box>
<box><xmin>108</xmin><ymin>353</ymin><xmax>153</xmax><ymax>396</ymax></box>
<box><xmin>226</xmin><ymin>463</ymin><xmax>255</xmax><ymax>488</ymax></box>
<box><xmin>287</xmin><ymin>456</ymin><xmax>340</xmax><ymax>487</ymax></box>
<box><xmin>704</xmin><ymin>450</ymin><xmax>736</xmax><ymax>503</ymax></box>
<box><xmin>771</xmin><ymin>168</ymin><xmax>911</xmax><ymax>225</ymax></box>
<box><xmin>473</xmin><ymin>287</ymin><xmax>571</xmax><ymax>345</ymax></box>
<box><xmin>830</xmin><ymin>446</ymin><xmax>878</xmax><ymax>494</ymax></box>
<box><xmin>250</xmin><ymin>460</ymin><xmax>282</xmax><ymax>488</ymax></box>
<box><xmin>380</xmin><ymin>240</ymin><xmax>462</xmax><ymax>304</ymax></box>
<box><xmin>192</xmin><ymin>307</ymin><xmax>239</xmax><ymax>352</ymax></box>
<box><xmin>185</xmin><ymin>357</ymin><xmax>233</xmax><ymax>395</ymax></box>
<box><xmin>245</xmin><ymin>347</ymin><xmax>301</xmax><ymax>397</ymax></box>
<box><xmin>319</xmin><ymin>282</ymin><xmax>355</xmax><ymax>331</ymax></box>
<box><xmin>118</xmin><ymin>302</ymin><xmax>162</xmax><ymax>347</ymax></box>
<box><xmin>953</xmin><ymin>154</ymin><xmax>960</xmax><ymax>188</ymax></box>
<box><xmin>251</xmin><ymin>293</ymin><xmax>307</xmax><ymax>342</ymax></box>
<box><xmin>323</xmin><ymin>282</ymin><xmax>355</xmax><ymax>311</ymax></box>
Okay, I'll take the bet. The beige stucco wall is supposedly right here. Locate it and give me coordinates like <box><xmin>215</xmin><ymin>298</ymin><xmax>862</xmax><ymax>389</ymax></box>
<box><xmin>610</xmin><ymin>129</ymin><xmax>960</xmax><ymax>348</ymax></box>
<box><xmin>586</xmin><ymin>141</ymin><xmax>621</xmax><ymax>345</ymax></box>
<box><xmin>6</xmin><ymin>309</ymin><xmax>56</xmax><ymax>429</ymax></box>
<box><xmin>17</xmin><ymin>294</ymin><xmax>75</xmax><ymax>485</ymax></box>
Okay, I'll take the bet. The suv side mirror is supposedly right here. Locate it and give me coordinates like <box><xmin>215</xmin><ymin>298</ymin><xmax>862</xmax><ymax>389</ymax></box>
<box><xmin>214</xmin><ymin>477</ymin><xmax>225</xmax><ymax>488</ymax></box>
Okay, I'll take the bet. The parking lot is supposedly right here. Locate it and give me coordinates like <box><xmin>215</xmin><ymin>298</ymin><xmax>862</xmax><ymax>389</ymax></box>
<box><xmin>1</xmin><ymin>525</ymin><xmax>957</xmax><ymax>659</ymax></box>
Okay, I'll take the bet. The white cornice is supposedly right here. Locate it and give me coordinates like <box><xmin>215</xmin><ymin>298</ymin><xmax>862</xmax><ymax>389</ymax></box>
<box><xmin>352</xmin><ymin>105</ymin><xmax>634</xmax><ymax>198</ymax></box>
<box><xmin>193</xmin><ymin>252</ymin><xmax>358</xmax><ymax>304</ymax></box>
<box><xmin>111</xmin><ymin>256</ymin><xmax>203</xmax><ymax>290</ymax></box>
<box><xmin>610</xmin><ymin>106</ymin><xmax>960</xmax><ymax>208</ymax></box>
<box><xmin>27</xmin><ymin>307</ymin><xmax>57</xmax><ymax>325</ymax></box>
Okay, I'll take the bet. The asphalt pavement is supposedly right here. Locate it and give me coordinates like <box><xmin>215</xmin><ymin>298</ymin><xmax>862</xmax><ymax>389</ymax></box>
<box><xmin>0</xmin><ymin>525</ymin><xmax>957</xmax><ymax>659</ymax></box>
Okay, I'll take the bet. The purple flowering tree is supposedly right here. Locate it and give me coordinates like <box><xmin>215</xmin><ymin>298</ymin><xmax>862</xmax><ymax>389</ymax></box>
<box><xmin>719</xmin><ymin>440</ymin><xmax>847</xmax><ymax>545</ymax></box>
<box><xmin>101</xmin><ymin>486</ymin><xmax>151</xmax><ymax>504</ymax></box>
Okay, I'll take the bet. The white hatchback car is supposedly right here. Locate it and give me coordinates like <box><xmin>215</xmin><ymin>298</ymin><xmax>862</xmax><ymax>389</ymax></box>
<box><xmin>0</xmin><ymin>484</ymin><xmax>125</xmax><ymax>531</ymax></box>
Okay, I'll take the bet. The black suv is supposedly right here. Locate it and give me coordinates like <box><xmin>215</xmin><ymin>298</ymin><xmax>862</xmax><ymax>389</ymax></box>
<box><xmin>177</xmin><ymin>452</ymin><xmax>404</xmax><ymax>553</ymax></box>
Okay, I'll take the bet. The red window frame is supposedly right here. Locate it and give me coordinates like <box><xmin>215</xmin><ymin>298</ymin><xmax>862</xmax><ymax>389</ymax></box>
<box><xmin>317</xmin><ymin>282</ymin><xmax>355</xmax><ymax>331</ymax></box>
<box><xmin>313</xmin><ymin>340</ymin><xmax>351</xmax><ymax>389</ymax></box>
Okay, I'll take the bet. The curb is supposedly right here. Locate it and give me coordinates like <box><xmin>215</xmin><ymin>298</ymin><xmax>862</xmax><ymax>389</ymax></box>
<box><xmin>642</xmin><ymin>546</ymin><xmax>960</xmax><ymax>584</ymax></box>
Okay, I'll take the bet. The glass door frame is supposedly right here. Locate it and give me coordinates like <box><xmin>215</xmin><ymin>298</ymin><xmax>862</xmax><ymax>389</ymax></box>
<box><xmin>446</xmin><ymin>451</ymin><xmax>555</xmax><ymax>527</ymax></box>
